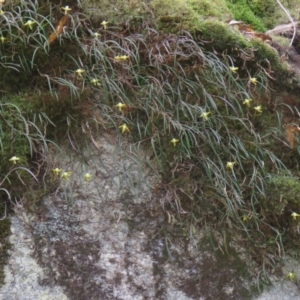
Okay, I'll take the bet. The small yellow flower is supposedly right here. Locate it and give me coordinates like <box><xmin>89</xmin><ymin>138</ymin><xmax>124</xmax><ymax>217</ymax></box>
<box><xmin>115</xmin><ymin>102</ymin><xmax>126</xmax><ymax>112</ymax></box>
<box><xmin>291</xmin><ymin>212</ymin><xmax>300</xmax><ymax>220</ymax></box>
<box><xmin>75</xmin><ymin>69</ymin><xmax>85</xmax><ymax>77</ymax></box>
<box><xmin>0</xmin><ymin>10</ymin><xmax>5</xmax><ymax>16</ymax></box>
<box><xmin>24</xmin><ymin>20</ymin><xmax>36</xmax><ymax>30</ymax></box>
<box><xmin>62</xmin><ymin>6</ymin><xmax>72</xmax><ymax>15</ymax></box>
<box><xmin>93</xmin><ymin>32</ymin><xmax>101</xmax><ymax>38</ymax></box>
<box><xmin>91</xmin><ymin>78</ymin><xmax>100</xmax><ymax>86</ymax></box>
<box><xmin>115</xmin><ymin>55</ymin><xmax>130</xmax><ymax>62</ymax></box>
<box><xmin>101</xmin><ymin>20</ymin><xmax>109</xmax><ymax>29</ymax></box>
<box><xmin>243</xmin><ymin>98</ymin><xmax>252</xmax><ymax>107</ymax></box>
<box><xmin>84</xmin><ymin>173</ymin><xmax>92</xmax><ymax>181</ymax></box>
<box><xmin>254</xmin><ymin>105</ymin><xmax>262</xmax><ymax>114</ymax></box>
<box><xmin>170</xmin><ymin>138</ymin><xmax>179</xmax><ymax>147</ymax></box>
<box><xmin>61</xmin><ymin>171</ymin><xmax>72</xmax><ymax>180</ymax></box>
<box><xmin>52</xmin><ymin>168</ymin><xmax>62</xmax><ymax>176</ymax></box>
<box><xmin>9</xmin><ymin>156</ymin><xmax>20</xmax><ymax>164</ymax></box>
<box><xmin>226</xmin><ymin>161</ymin><xmax>236</xmax><ymax>170</ymax></box>
<box><xmin>250</xmin><ymin>77</ymin><xmax>258</xmax><ymax>85</ymax></box>
<box><xmin>200</xmin><ymin>112</ymin><xmax>211</xmax><ymax>120</ymax></box>
<box><xmin>286</xmin><ymin>272</ymin><xmax>296</xmax><ymax>281</ymax></box>
<box><xmin>242</xmin><ymin>215</ymin><xmax>250</xmax><ymax>222</ymax></box>
<box><xmin>229</xmin><ymin>66</ymin><xmax>239</xmax><ymax>74</ymax></box>
<box><xmin>119</xmin><ymin>124</ymin><xmax>130</xmax><ymax>134</ymax></box>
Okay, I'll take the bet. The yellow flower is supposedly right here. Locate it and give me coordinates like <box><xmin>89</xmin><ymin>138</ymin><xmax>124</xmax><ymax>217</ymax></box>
<box><xmin>101</xmin><ymin>21</ymin><xmax>109</xmax><ymax>29</ymax></box>
<box><xmin>0</xmin><ymin>10</ymin><xmax>5</xmax><ymax>16</ymax></box>
<box><xmin>119</xmin><ymin>124</ymin><xmax>130</xmax><ymax>134</ymax></box>
<box><xmin>62</xmin><ymin>6</ymin><xmax>72</xmax><ymax>15</ymax></box>
<box><xmin>286</xmin><ymin>272</ymin><xmax>296</xmax><ymax>281</ymax></box>
<box><xmin>93</xmin><ymin>32</ymin><xmax>101</xmax><ymax>38</ymax></box>
<box><xmin>91</xmin><ymin>78</ymin><xmax>100</xmax><ymax>86</ymax></box>
<box><xmin>24</xmin><ymin>20</ymin><xmax>36</xmax><ymax>30</ymax></box>
<box><xmin>200</xmin><ymin>111</ymin><xmax>211</xmax><ymax>120</ymax></box>
<box><xmin>9</xmin><ymin>156</ymin><xmax>20</xmax><ymax>164</ymax></box>
<box><xmin>226</xmin><ymin>161</ymin><xmax>236</xmax><ymax>170</ymax></box>
<box><xmin>84</xmin><ymin>173</ymin><xmax>92</xmax><ymax>181</ymax></box>
<box><xmin>229</xmin><ymin>66</ymin><xmax>238</xmax><ymax>73</ymax></box>
<box><xmin>115</xmin><ymin>102</ymin><xmax>126</xmax><ymax>111</ymax></box>
<box><xmin>243</xmin><ymin>99</ymin><xmax>252</xmax><ymax>107</ymax></box>
<box><xmin>115</xmin><ymin>55</ymin><xmax>130</xmax><ymax>61</ymax></box>
<box><xmin>61</xmin><ymin>171</ymin><xmax>72</xmax><ymax>180</ymax></box>
<box><xmin>291</xmin><ymin>212</ymin><xmax>300</xmax><ymax>220</ymax></box>
<box><xmin>75</xmin><ymin>69</ymin><xmax>85</xmax><ymax>77</ymax></box>
<box><xmin>170</xmin><ymin>138</ymin><xmax>179</xmax><ymax>147</ymax></box>
<box><xmin>52</xmin><ymin>168</ymin><xmax>62</xmax><ymax>176</ymax></box>
<box><xmin>250</xmin><ymin>77</ymin><xmax>258</xmax><ymax>85</ymax></box>
<box><xmin>254</xmin><ymin>105</ymin><xmax>262</xmax><ymax>114</ymax></box>
<box><xmin>242</xmin><ymin>215</ymin><xmax>250</xmax><ymax>222</ymax></box>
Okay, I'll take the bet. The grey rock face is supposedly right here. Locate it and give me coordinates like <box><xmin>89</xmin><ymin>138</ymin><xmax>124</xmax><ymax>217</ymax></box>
<box><xmin>0</xmin><ymin>133</ymin><xmax>299</xmax><ymax>299</ymax></box>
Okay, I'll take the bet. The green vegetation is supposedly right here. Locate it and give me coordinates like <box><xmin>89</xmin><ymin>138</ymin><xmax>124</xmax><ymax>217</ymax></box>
<box><xmin>263</xmin><ymin>174</ymin><xmax>300</xmax><ymax>213</ymax></box>
<box><xmin>83</xmin><ymin>0</ymin><xmax>231</xmax><ymax>29</ymax></box>
<box><xmin>0</xmin><ymin>0</ymin><xmax>300</xmax><ymax>291</ymax></box>
<box><xmin>226</xmin><ymin>0</ymin><xmax>267</xmax><ymax>31</ymax></box>
<box><xmin>225</xmin><ymin>0</ymin><xmax>299</xmax><ymax>31</ymax></box>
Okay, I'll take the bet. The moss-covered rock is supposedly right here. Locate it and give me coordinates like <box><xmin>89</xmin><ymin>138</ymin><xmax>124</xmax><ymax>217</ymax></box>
<box><xmin>82</xmin><ymin>0</ymin><xmax>232</xmax><ymax>30</ymax></box>
<box><xmin>263</xmin><ymin>173</ymin><xmax>300</xmax><ymax>214</ymax></box>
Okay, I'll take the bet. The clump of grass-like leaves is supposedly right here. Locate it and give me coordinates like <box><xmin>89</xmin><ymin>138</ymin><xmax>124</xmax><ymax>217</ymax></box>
<box><xmin>72</xmin><ymin>15</ymin><xmax>296</xmax><ymax>273</ymax></box>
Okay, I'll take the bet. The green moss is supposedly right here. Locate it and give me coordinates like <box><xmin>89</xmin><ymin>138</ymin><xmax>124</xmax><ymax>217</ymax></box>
<box><xmin>263</xmin><ymin>173</ymin><xmax>300</xmax><ymax>214</ymax></box>
<box><xmin>197</xmin><ymin>20</ymin><xmax>251</xmax><ymax>49</ymax></box>
<box><xmin>81</xmin><ymin>0</ymin><xmax>300</xmax><ymax>35</ymax></box>
<box><xmin>152</xmin><ymin>0</ymin><xmax>232</xmax><ymax>29</ymax></box>
<box><xmin>81</xmin><ymin>0</ymin><xmax>150</xmax><ymax>25</ymax></box>
<box><xmin>247</xmin><ymin>0</ymin><xmax>300</xmax><ymax>30</ymax></box>
<box><xmin>250</xmin><ymin>38</ymin><xmax>289</xmax><ymax>80</ymax></box>
<box><xmin>225</xmin><ymin>0</ymin><xmax>300</xmax><ymax>31</ymax></box>
<box><xmin>191</xmin><ymin>20</ymin><xmax>289</xmax><ymax>83</ymax></box>
<box><xmin>225</xmin><ymin>0</ymin><xmax>267</xmax><ymax>32</ymax></box>
<box><xmin>82</xmin><ymin>0</ymin><xmax>232</xmax><ymax>33</ymax></box>
<box><xmin>271</xmin><ymin>35</ymin><xmax>290</xmax><ymax>47</ymax></box>
<box><xmin>0</xmin><ymin>102</ymin><xmax>31</xmax><ymax>172</ymax></box>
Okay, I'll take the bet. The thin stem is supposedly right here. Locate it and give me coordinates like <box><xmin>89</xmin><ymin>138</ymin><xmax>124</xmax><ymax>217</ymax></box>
<box><xmin>275</xmin><ymin>0</ymin><xmax>296</xmax><ymax>47</ymax></box>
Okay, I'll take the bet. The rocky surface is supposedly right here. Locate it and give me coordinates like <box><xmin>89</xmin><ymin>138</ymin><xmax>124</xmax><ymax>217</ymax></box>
<box><xmin>0</xmin><ymin>133</ymin><xmax>300</xmax><ymax>299</ymax></box>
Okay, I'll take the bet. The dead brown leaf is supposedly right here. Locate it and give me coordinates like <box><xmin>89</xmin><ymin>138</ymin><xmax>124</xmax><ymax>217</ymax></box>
<box><xmin>285</xmin><ymin>124</ymin><xmax>300</xmax><ymax>149</ymax></box>
<box><xmin>48</xmin><ymin>15</ymin><xmax>69</xmax><ymax>45</ymax></box>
